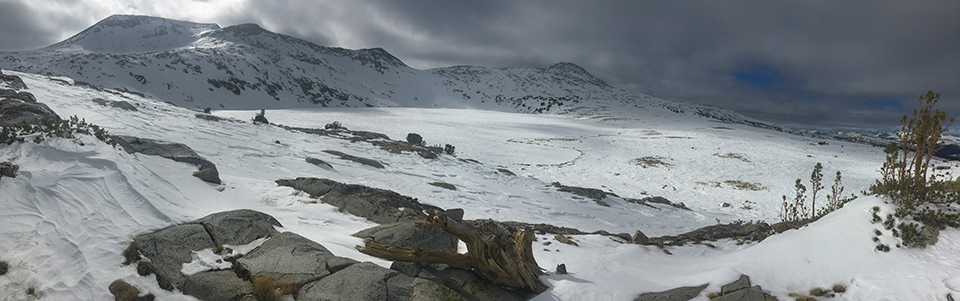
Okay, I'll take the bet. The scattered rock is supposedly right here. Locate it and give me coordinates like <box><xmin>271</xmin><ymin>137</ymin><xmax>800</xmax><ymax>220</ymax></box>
<box><xmin>428</xmin><ymin>181</ymin><xmax>457</xmax><ymax>191</ymax></box>
<box><xmin>353</xmin><ymin>221</ymin><xmax>459</xmax><ymax>253</ymax></box>
<box><xmin>635</xmin><ymin>284</ymin><xmax>707</xmax><ymax>301</ymax></box>
<box><xmin>632</xmin><ymin>230</ymin><xmax>648</xmax><ymax>244</ymax></box>
<box><xmin>108</xmin><ymin>280</ymin><xmax>140</xmax><ymax>301</ymax></box>
<box><xmin>443</xmin><ymin>208</ymin><xmax>465</xmax><ymax>221</ymax></box>
<box><xmin>552</xmin><ymin>182</ymin><xmax>617</xmax><ymax>203</ymax></box>
<box><xmin>713</xmin><ymin>285</ymin><xmax>765</xmax><ymax>301</ymax></box>
<box><xmin>136</xmin><ymin>261</ymin><xmax>153</xmax><ymax>276</ymax></box>
<box><xmin>194</xmin><ymin>113</ymin><xmax>226</xmax><ymax>122</ymax></box>
<box><xmin>0</xmin><ymin>260</ymin><xmax>8</xmax><ymax>276</ymax></box>
<box><xmin>191</xmin><ymin>168</ymin><xmax>221</xmax><ymax>185</ymax></box>
<box><xmin>91</xmin><ymin>98</ymin><xmax>138</xmax><ymax>111</ymax></box>
<box><xmin>112</xmin><ymin>135</ymin><xmax>222</xmax><ymax>184</ymax></box>
<box><xmin>721</xmin><ymin>275</ymin><xmax>751</xmax><ymax>295</ymax></box>
<box><xmin>322</xmin><ymin>150</ymin><xmax>385</xmax><ymax>169</ymax></box>
<box><xmin>592</xmin><ymin>230</ymin><xmax>632</xmax><ymax>241</ymax></box>
<box><xmin>832</xmin><ymin>284</ymin><xmax>846</xmax><ymax>293</ymax></box>
<box><xmin>275</xmin><ymin>177</ymin><xmax>342</xmax><ymax>197</ymax></box>
<box><xmin>711</xmin><ymin>275</ymin><xmax>768</xmax><ymax>301</ymax></box>
<box><xmin>556</xmin><ymin>264</ymin><xmax>567</xmax><ymax>275</ymax></box>
<box><xmin>625</xmin><ymin>196</ymin><xmax>692</xmax><ymax>210</ymax></box>
<box><xmin>0</xmin><ymin>162</ymin><xmax>18</xmax><ymax>178</ymax></box>
<box><xmin>496</xmin><ymin>168</ymin><xmax>516</xmax><ymax>176</ymax></box>
<box><xmin>305</xmin><ymin>157</ymin><xmax>334</xmax><ymax>169</ymax></box>
<box><xmin>810</xmin><ymin>287</ymin><xmax>824</xmax><ymax>296</ymax></box>
<box><xmin>182</xmin><ymin>270</ymin><xmax>253</xmax><ymax>301</ymax></box>
<box><xmin>642</xmin><ymin>222</ymin><xmax>772</xmax><ymax>246</ymax></box>
<box><xmin>555</xmin><ymin>234</ymin><xmax>578</xmax><ymax>246</ymax></box>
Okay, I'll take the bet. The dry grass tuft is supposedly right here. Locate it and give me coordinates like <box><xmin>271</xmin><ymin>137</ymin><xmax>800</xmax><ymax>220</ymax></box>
<box><xmin>723</xmin><ymin>180</ymin><xmax>765</xmax><ymax>191</ymax></box>
<box><xmin>714</xmin><ymin>152</ymin><xmax>750</xmax><ymax>162</ymax></box>
<box><xmin>631</xmin><ymin>156</ymin><xmax>671</xmax><ymax>168</ymax></box>
<box><xmin>252</xmin><ymin>276</ymin><xmax>295</xmax><ymax>301</ymax></box>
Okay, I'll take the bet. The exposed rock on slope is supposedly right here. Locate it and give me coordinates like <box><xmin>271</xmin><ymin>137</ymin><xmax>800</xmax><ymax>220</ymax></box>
<box><xmin>0</xmin><ymin>73</ymin><xmax>60</xmax><ymax>126</ymax></box>
<box><xmin>111</xmin><ymin>135</ymin><xmax>222</xmax><ymax>184</ymax></box>
<box><xmin>275</xmin><ymin>177</ymin><xmax>447</xmax><ymax>224</ymax></box>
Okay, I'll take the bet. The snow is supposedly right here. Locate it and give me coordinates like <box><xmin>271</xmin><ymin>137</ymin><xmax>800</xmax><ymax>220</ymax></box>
<box><xmin>1</xmin><ymin>70</ymin><xmax>958</xmax><ymax>300</ymax></box>
<box><xmin>180</xmin><ymin>237</ymin><xmax>268</xmax><ymax>277</ymax></box>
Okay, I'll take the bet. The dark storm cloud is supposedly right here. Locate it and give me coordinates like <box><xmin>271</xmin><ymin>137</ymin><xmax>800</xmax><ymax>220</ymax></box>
<box><xmin>1</xmin><ymin>0</ymin><xmax>957</xmax><ymax>129</ymax></box>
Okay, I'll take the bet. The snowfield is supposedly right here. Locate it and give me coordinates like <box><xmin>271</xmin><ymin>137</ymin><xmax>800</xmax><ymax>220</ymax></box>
<box><xmin>1</xmin><ymin>70</ymin><xmax>959</xmax><ymax>300</ymax></box>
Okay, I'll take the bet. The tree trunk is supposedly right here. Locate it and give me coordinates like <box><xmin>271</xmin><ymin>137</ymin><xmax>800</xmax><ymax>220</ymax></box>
<box><xmin>356</xmin><ymin>210</ymin><xmax>548</xmax><ymax>293</ymax></box>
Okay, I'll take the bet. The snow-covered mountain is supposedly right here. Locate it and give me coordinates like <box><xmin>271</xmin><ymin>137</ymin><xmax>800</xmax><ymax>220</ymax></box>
<box><xmin>0</xmin><ymin>14</ymin><xmax>799</xmax><ymax>133</ymax></box>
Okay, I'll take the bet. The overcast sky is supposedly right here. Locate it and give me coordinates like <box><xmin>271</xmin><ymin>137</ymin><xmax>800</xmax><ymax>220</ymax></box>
<box><xmin>1</xmin><ymin>0</ymin><xmax>957</xmax><ymax>129</ymax></box>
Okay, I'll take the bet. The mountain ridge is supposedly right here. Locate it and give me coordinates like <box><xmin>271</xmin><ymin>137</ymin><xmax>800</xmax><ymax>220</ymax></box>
<box><xmin>1</xmin><ymin>14</ymin><xmax>799</xmax><ymax>135</ymax></box>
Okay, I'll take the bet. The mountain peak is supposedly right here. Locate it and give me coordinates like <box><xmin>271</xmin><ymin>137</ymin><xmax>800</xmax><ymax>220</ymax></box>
<box><xmin>48</xmin><ymin>14</ymin><xmax>220</xmax><ymax>53</ymax></box>
<box><xmin>544</xmin><ymin>62</ymin><xmax>608</xmax><ymax>87</ymax></box>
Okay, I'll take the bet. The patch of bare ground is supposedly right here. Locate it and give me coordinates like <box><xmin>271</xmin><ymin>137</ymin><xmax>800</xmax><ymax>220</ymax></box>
<box><xmin>631</xmin><ymin>156</ymin><xmax>672</xmax><ymax>168</ymax></box>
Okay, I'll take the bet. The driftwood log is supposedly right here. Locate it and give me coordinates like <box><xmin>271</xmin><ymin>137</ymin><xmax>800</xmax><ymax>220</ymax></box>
<box><xmin>356</xmin><ymin>210</ymin><xmax>548</xmax><ymax>293</ymax></box>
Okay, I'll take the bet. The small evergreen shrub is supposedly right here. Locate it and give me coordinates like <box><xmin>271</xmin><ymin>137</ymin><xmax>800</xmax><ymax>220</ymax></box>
<box><xmin>1</xmin><ymin>116</ymin><xmax>113</xmax><ymax>145</ymax></box>
<box><xmin>444</xmin><ymin>144</ymin><xmax>456</xmax><ymax>156</ymax></box>
<box><xmin>870</xmin><ymin>91</ymin><xmax>958</xmax><ymax>214</ymax></box>
<box><xmin>0</xmin><ymin>260</ymin><xmax>8</xmax><ymax>276</ymax></box>
<box><xmin>406</xmin><ymin>133</ymin><xmax>424</xmax><ymax>146</ymax></box>
<box><xmin>324</xmin><ymin>121</ymin><xmax>344</xmax><ymax>130</ymax></box>
<box><xmin>253</xmin><ymin>109</ymin><xmax>269</xmax><ymax>124</ymax></box>
<box><xmin>203</xmin><ymin>107</ymin><xmax>211</xmax><ymax>114</ymax></box>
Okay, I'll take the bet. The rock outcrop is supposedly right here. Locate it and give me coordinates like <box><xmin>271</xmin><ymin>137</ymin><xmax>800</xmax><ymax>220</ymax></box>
<box><xmin>129</xmin><ymin>210</ymin><xmax>281</xmax><ymax>291</ymax></box>
<box><xmin>322</xmin><ymin>149</ymin><xmax>384</xmax><ymax>169</ymax></box>
<box><xmin>111</xmin><ymin>135</ymin><xmax>222</xmax><ymax>184</ymax></box>
<box><xmin>635</xmin><ymin>284</ymin><xmax>708</xmax><ymax>301</ymax></box>
<box><xmin>0</xmin><ymin>88</ymin><xmax>60</xmax><ymax>127</ymax></box>
<box><xmin>354</xmin><ymin>221</ymin><xmax>459</xmax><ymax>253</ymax></box>
<box><xmin>91</xmin><ymin>97</ymin><xmax>138</xmax><ymax>111</ymax></box>
<box><xmin>0</xmin><ymin>162</ymin><xmax>17</xmax><ymax>179</ymax></box>
<box><xmin>122</xmin><ymin>209</ymin><xmax>526</xmax><ymax>301</ymax></box>
<box><xmin>642</xmin><ymin>222</ymin><xmax>772</xmax><ymax>246</ymax></box>
<box><xmin>275</xmin><ymin>177</ymin><xmax>447</xmax><ymax>224</ymax></box>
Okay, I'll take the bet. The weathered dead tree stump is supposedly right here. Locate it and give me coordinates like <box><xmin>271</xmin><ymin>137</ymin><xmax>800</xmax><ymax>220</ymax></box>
<box><xmin>356</xmin><ymin>210</ymin><xmax>548</xmax><ymax>293</ymax></box>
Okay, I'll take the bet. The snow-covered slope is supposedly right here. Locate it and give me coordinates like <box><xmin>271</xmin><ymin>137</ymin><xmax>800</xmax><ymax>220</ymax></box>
<box><xmin>0</xmin><ymin>14</ymin><xmax>797</xmax><ymax>135</ymax></box>
<box><xmin>2</xmin><ymin>70</ymin><xmax>959</xmax><ymax>300</ymax></box>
